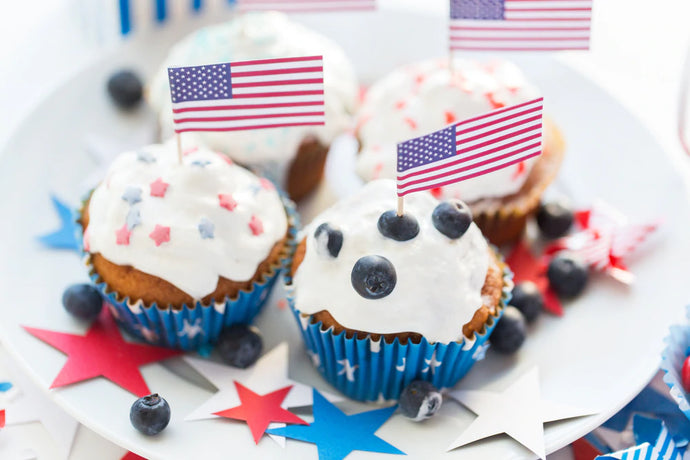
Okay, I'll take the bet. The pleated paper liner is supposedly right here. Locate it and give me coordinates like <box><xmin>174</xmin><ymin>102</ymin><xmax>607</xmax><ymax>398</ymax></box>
<box><xmin>661</xmin><ymin>304</ymin><xmax>690</xmax><ymax>420</ymax></box>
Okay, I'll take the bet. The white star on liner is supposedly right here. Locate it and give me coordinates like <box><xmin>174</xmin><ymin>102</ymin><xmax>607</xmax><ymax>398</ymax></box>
<box><xmin>396</xmin><ymin>357</ymin><xmax>406</xmax><ymax>372</ymax></box>
<box><xmin>178</xmin><ymin>318</ymin><xmax>204</xmax><ymax>339</ymax></box>
<box><xmin>422</xmin><ymin>351</ymin><xmax>442</xmax><ymax>375</ymax></box>
<box><xmin>337</xmin><ymin>359</ymin><xmax>359</xmax><ymax>382</ymax></box>
<box><xmin>446</xmin><ymin>367</ymin><xmax>596</xmax><ymax>459</ymax></box>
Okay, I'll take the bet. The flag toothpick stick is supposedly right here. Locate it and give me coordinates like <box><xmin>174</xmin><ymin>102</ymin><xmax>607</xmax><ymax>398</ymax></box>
<box><xmin>175</xmin><ymin>133</ymin><xmax>183</xmax><ymax>164</ymax></box>
<box><xmin>397</xmin><ymin>197</ymin><xmax>404</xmax><ymax>217</ymax></box>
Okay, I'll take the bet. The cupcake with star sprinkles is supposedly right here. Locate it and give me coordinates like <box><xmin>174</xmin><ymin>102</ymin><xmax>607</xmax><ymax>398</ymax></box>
<box><xmin>80</xmin><ymin>140</ymin><xmax>297</xmax><ymax>350</ymax></box>
<box><xmin>286</xmin><ymin>179</ymin><xmax>512</xmax><ymax>401</ymax></box>
<box><xmin>355</xmin><ymin>58</ymin><xmax>565</xmax><ymax>245</ymax></box>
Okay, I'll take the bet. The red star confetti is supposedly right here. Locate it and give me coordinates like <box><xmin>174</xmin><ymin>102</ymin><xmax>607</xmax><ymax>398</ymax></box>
<box><xmin>259</xmin><ymin>178</ymin><xmax>274</xmax><ymax>191</ymax></box>
<box><xmin>249</xmin><ymin>215</ymin><xmax>264</xmax><ymax>236</ymax></box>
<box><xmin>183</xmin><ymin>146</ymin><xmax>199</xmax><ymax>156</ymax></box>
<box><xmin>23</xmin><ymin>308</ymin><xmax>181</xmax><ymax>396</ymax></box>
<box><xmin>444</xmin><ymin>111</ymin><xmax>457</xmax><ymax>124</ymax></box>
<box><xmin>571</xmin><ymin>437</ymin><xmax>601</xmax><ymax>460</ymax></box>
<box><xmin>219</xmin><ymin>193</ymin><xmax>237</xmax><ymax>212</ymax></box>
<box><xmin>0</xmin><ymin>409</ymin><xmax>5</xmax><ymax>429</ymax></box>
<box><xmin>149</xmin><ymin>224</ymin><xmax>170</xmax><ymax>246</ymax></box>
<box><xmin>506</xmin><ymin>240</ymin><xmax>563</xmax><ymax>316</ymax></box>
<box><xmin>149</xmin><ymin>177</ymin><xmax>169</xmax><ymax>197</ymax></box>
<box><xmin>217</xmin><ymin>152</ymin><xmax>233</xmax><ymax>164</ymax></box>
<box><xmin>121</xmin><ymin>452</ymin><xmax>147</xmax><ymax>460</ymax></box>
<box><xmin>115</xmin><ymin>224</ymin><xmax>131</xmax><ymax>246</ymax></box>
<box><xmin>214</xmin><ymin>382</ymin><xmax>307</xmax><ymax>444</ymax></box>
<box><xmin>403</xmin><ymin>117</ymin><xmax>417</xmax><ymax>130</ymax></box>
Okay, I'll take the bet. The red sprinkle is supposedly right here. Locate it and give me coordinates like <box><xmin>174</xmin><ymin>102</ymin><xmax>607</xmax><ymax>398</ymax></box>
<box><xmin>403</xmin><ymin>117</ymin><xmax>417</xmax><ymax>130</ymax></box>
<box><xmin>115</xmin><ymin>224</ymin><xmax>131</xmax><ymax>246</ymax></box>
<box><xmin>83</xmin><ymin>229</ymin><xmax>91</xmax><ymax>252</ymax></box>
<box><xmin>249</xmin><ymin>215</ymin><xmax>264</xmax><ymax>236</ymax></box>
<box><xmin>183</xmin><ymin>146</ymin><xmax>199</xmax><ymax>156</ymax></box>
<box><xmin>486</xmin><ymin>92</ymin><xmax>505</xmax><ymax>109</ymax></box>
<box><xmin>444</xmin><ymin>111</ymin><xmax>457</xmax><ymax>125</ymax></box>
<box><xmin>372</xmin><ymin>162</ymin><xmax>384</xmax><ymax>179</ymax></box>
<box><xmin>395</xmin><ymin>100</ymin><xmax>406</xmax><ymax>110</ymax></box>
<box><xmin>150</xmin><ymin>177</ymin><xmax>169</xmax><ymax>198</ymax></box>
<box><xmin>511</xmin><ymin>161</ymin><xmax>526</xmax><ymax>181</ymax></box>
<box><xmin>217</xmin><ymin>152</ymin><xmax>233</xmax><ymax>164</ymax></box>
<box><xmin>430</xmin><ymin>187</ymin><xmax>443</xmax><ymax>199</ymax></box>
<box><xmin>149</xmin><ymin>225</ymin><xmax>171</xmax><ymax>247</ymax></box>
<box><xmin>683</xmin><ymin>356</ymin><xmax>690</xmax><ymax>392</ymax></box>
<box><xmin>259</xmin><ymin>178</ymin><xmax>275</xmax><ymax>191</ymax></box>
<box><xmin>219</xmin><ymin>193</ymin><xmax>237</xmax><ymax>212</ymax></box>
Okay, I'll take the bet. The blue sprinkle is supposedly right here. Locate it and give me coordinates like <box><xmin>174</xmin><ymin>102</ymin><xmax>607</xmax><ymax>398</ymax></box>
<box><xmin>122</xmin><ymin>186</ymin><xmax>142</xmax><ymax>205</ymax></box>
<box><xmin>198</xmin><ymin>218</ymin><xmax>215</xmax><ymax>239</ymax></box>
<box><xmin>137</xmin><ymin>151</ymin><xmax>156</xmax><ymax>163</ymax></box>
<box><xmin>0</xmin><ymin>382</ymin><xmax>12</xmax><ymax>392</ymax></box>
<box><xmin>126</xmin><ymin>208</ymin><xmax>141</xmax><ymax>230</ymax></box>
<box><xmin>191</xmin><ymin>160</ymin><xmax>211</xmax><ymax>168</ymax></box>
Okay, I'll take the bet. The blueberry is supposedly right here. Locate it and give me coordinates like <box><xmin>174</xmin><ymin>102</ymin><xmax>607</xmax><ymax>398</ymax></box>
<box><xmin>510</xmin><ymin>281</ymin><xmax>544</xmax><ymax>323</ymax></box>
<box><xmin>547</xmin><ymin>255</ymin><xmax>588</xmax><ymax>298</ymax></box>
<box><xmin>62</xmin><ymin>284</ymin><xmax>103</xmax><ymax>321</ymax></box>
<box><xmin>130</xmin><ymin>393</ymin><xmax>171</xmax><ymax>436</ymax></box>
<box><xmin>377</xmin><ymin>210</ymin><xmax>419</xmax><ymax>241</ymax></box>
<box><xmin>399</xmin><ymin>380</ymin><xmax>442</xmax><ymax>421</ymax></box>
<box><xmin>107</xmin><ymin>70</ymin><xmax>143</xmax><ymax>110</ymax></box>
<box><xmin>432</xmin><ymin>200</ymin><xmax>473</xmax><ymax>239</ymax></box>
<box><xmin>216</xmin><ymin>325</ymin><xmax>263</xmax><ymax>368</ymax></box>
<box><xmin>314</xmin><ymin>223</ymin><xmax>343</xmax><ymax>258</ymax></box>
<box><xmin>536</xmin><ymin>200</ymin><xmax>574</xmax><ymax>239</ymax></box>
<box><xmin>351</xmin><ymin>255</ymin><xmax>397</xmax><ymax>299</ymax></box>
<box><xmin>489</xmin><ymin>306</ymin><xmax>526</xmax><ymax>354</ymax></box>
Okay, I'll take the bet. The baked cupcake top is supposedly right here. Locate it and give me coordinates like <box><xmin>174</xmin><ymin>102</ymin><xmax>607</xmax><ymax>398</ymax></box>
<box><xmin>293</xmin><ymin>179</ymin><xmax>490</xmax><ymax>343</ymax></box>
<box><xmin>356</xmin><ymin>58</ymin><xmax>541</xmax><ymax>203</ymax></box>
<box><xmin>85</xmin><ymin>141</ymin><xmax>288</xmax><ymax>300</ymax></box>
<box><xmin>148</xmin><ymin>12</ymin><xmax>359</xmax><ymax>169</ymax></box>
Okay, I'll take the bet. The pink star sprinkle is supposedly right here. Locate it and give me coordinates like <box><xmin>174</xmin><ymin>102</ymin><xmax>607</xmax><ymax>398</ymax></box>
<box><xmin>403</xmin><ymin>117</ymin><xmax>417</xmax><ymax>130</ymax></box>
<box><xmin>150</xmin><ymin>177</ymin><xmax>169</xmax><ymax>197</ymax></box>
<box><xmin>219</xmin><ymin>194</ymin><xmax>237</xmax><ymax>212</ymax></box>
<box><xmin>217</xmin><ymin>152</ymin><xmax>233</xmax><ymax>164</ymax></box>
<box><xmin>183</xmin><ymin>146</ymin><xmax>199</xmax><ymax>156</ymax></box>
<box><xmin>259</xmin><ymin>178</ymin><xmax>274</xmax><ymax>191</ymax></box>
<box><xmin>394</xmin><ymin>100</ymin><xmax>406</xmax><ymax>110</ymax></box>
<box><xmin>249</xmin><ymin>215</ymin><xmax>264</xmax><ymax>236</ymax></box>
<box><xmin>149</xmin><ymin>225</ymin><xmax>170</xmax><ymax>246</ymax></box>
<box><xmin>115</xmin><ymin>224</ymin><xmax>131</xmax><ymax>246</ymax></box>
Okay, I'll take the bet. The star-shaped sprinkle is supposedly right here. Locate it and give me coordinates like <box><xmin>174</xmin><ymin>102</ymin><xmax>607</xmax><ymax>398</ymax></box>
<box><xmin>219</xmin><ymin>193</ymin><xmax>237</xmax><ymax>212</ymax></box>
<box><xmin>23</xmin><ymin>308</ymin><xmax>181</xmax><ymax>396</ymax></box>
<box><xmin>126</xmin><ymin>208</ymin><xmax>141</xmax><ymax>230</ymax></box>
<box><xmin>149</xmin><ymin>177</ymin><xmax>169</xmax><ymax>197</ymax></box>
<box><xmin>198</xmin><ymin>218</ymin><xmax>215</xmax><ymax>240</ymax></box>
<box><xmin>0</xmin><ymin>409</ymin><xmax>4</xmax><ymax>429</ymax></box>
<box><xmin>267</xmin><ymin>389</ymin><xmax>403</xmax><ymax>460</ymax></box>
<box><xmin>116</xmin><ymin>223</ymin><xmax>131</xmax><ymax>246</ymax></box>
<box><xmin>259</xmin><ymin>178</ymin><xmax>275</xmax><ymax>191</ymax></box>
<box><xmin>183</xmin><ymin>146</ymin><xmax>199</xmax><ymax>156</ymax></box>
<box><xmin>214</xmin><ymin>382</ymin><xmax>307</xmax><ymax>444</ymax></box>
<box><xmin>249</xmin><ymin>215</ymin><xmax>264</xmax><ymax>236</ymax></box>
<box><xmin>177</xmin><ymin>318</ymin><xmax>204</xmax><ymax>339</ymax></box>
<box><xmin>506</xmin><ymin>240</ymin><xmax>563</xmax><ymax>316</ymax></box>
<box><xmin>337</xmin><ymin>359</ymin><xmax>358</xmax><ymax>382</ymax></box>
<box><xmin>37</xmin><ymin>195</ymin><xmax>80</xmax><ymax>252</ymax></box>
<box><xmin>191</xmin><ymin>159</ymin><xmax>211</xmax><ymax>168</ymax></box>
<box><xmin>447</xmin><ymin>367</ymin><xmax>595</xmax><ymax>459</ymax></box>
<box><xmin>136</xmin><ymin>151</ymin><xmax>156</xmax><ymax>163</ymax></box>
<box><xmin>149</xmin><ymin>224</ymin><xmax>170</xmax><ymax>246</ymax></box>
<box><xmin>121</xmin><ymin>186</ymin><xmax>142</xmax><ymax>205</ymax></box>
<box><xmin>217</xmin><ymin>152</ymin><xmax>233</xmax><ymax>164</ymax></box>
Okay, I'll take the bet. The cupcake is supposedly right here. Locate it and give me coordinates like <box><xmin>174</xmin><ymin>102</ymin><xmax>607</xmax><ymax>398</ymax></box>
<box><xmin>355</xmin><ymin>58</ymin><xmax>565</xmax><ymax>245</ymax></box>
<box><xmin>286</xmin><ymin>180</ymin><xmax>512</xmax><ymax>401</ymax></box>
<box><xmin>81</xmin><ymin>140</ymin><xmax>297</xmax><ymax>350</ymax></box>
<box><xmin>148</xmin><ymin>11</ymin><xmax>360</xmax><ymax>202</ymax></box>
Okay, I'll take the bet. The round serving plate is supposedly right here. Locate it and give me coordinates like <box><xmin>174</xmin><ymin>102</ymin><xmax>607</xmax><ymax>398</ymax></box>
<box><xmin>1</xmin><ymin>2</ymin><xmax>690</xmax><ymax>459</ymax></box>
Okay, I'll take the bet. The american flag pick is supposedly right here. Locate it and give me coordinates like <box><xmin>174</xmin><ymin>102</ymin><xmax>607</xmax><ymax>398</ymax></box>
<box><xmin>396</xmin><ymin>97</ymin><xmax>543</xmax><ymax>197</ymax></box>
<box><xmin>449</xmin><ymin>0</ymin><xmax>592</xmax><ymax>51</ymax></box>
<box><xmin>167</xmin><ymin>56</ymin><xmax>325</xmax><ymax>133</ymax></box>
<box><xmin>237</xmin><ymin>0</ymin><xmax>376</xmax><ymax>13</ymax></box>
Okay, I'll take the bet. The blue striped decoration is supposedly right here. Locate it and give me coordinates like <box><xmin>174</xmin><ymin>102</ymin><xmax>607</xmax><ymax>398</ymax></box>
<box><xmin>595</xmin><ymin>416</ymin><xmax>683</xmax><ymax>460</ymax></box>
<box><xmin>119</xmin><ymin>0</ymin><xmax>131</xmax><ymax>35</ymax></box>
<box><xmin>155</xmin><ymin>0</ymin><xmax>167</xmax><ymax>23</ymax></box>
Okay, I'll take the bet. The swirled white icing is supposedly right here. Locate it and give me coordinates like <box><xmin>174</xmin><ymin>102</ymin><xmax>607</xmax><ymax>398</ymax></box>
<box><xmin>293</xmin><ymin>180</ymin><xmax>490</xmax><ymax>343</ymax></box>
<box><xmin>148</xmin><ymin>12</ymin><xmax>359</xmax><ymax>184</ymax></box>
<box><xmin>356</xmin><ymin>58</ymin><xmax>541</xmax><ymax>203</ymax></box>
<box><xmin>86</xmin><ymin>139</ymin><xmax>288</xmax><ymax>300</ymax></box>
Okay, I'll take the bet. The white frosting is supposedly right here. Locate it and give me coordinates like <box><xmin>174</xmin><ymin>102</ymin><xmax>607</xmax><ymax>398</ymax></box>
<box><xmin>293</xmin><ymin>180</ymin><xmax>490</xmax><ymax>343</ymax></box>
<box><xmin>86</xmin><ymin>140</ymin><xmax>288</xmax><ymax>301</ymax></box>
<box><xmin>148</xmin><ymin>12</ymin><xmax>359</xmax><ymax>184</ymax></box>
<box><xmin>356</xmin><ymin>58</ymin><xmax>541</xmax><ymax>203</ymax></box>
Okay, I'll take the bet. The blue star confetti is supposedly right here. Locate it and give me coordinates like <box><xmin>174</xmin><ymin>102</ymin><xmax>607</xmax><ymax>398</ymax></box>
<box><xmin>121</xmin><ymin>186</ymin><xmax>142</xmax><ymax>205</ymax></box>
<box><xmin>37</xmin><ymin>195</ymin><xmax>81</xmax><ymax>252</ymax></box>
<box><xmin>136</xmin><ymin>150</ymin><xmax>156</xmax><ymax>164</ymax></box>
<box><xmin>198</xmin><ymin>218</ymin><xmax>215</xmax><ymax>239</ymax></box>
<box><xmin>191</xmin><ymin>159</ymin><xmax>212</xmax><ymax>168</ymax></box>
<box><xmin>0</xmin><ymin>382</ymin><xmax>12</xmax><ymax>392</ymax></box>
<box><xmin>267</xmin><ymin>389</ymin><xmax>404</xmax><ymax>460</ymax></box>
<box><xmin>126</xmin><ymin>208</ymin><xmax>141</xmax><ymax>230</ymax></box>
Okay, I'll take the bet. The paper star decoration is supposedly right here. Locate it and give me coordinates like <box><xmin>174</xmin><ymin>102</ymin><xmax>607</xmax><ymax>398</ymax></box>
<box><xmin>447</xmin><ymin>367</ymin><xmax>595</xmax><ymax>459</ymax></box>
<box><xmin>214</xmin><ymin>382</ymin><xmax>307</xmax><ymax>443</ymax></box>
<box><xmin>37</xmin><ymin>195</ymin><xmax>80</xmax><ymax>252</ymax></box>
<box><xmin>267</xmin><ymin>389</ymin><xmax>404</xmax><ymax>460</ymax></box>
<box><xmin>23</xmin><ymin>308</ymin><xmax>181</xmax><ymax>396</ymax></box>
<box><xmin>506</xmin><ymin>240</ymin><xmax>563</xmax><ymax>316</ymax></box>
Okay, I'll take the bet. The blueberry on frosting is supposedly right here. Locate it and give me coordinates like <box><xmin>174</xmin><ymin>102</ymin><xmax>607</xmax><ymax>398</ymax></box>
<box><xmin>351</xmin><ymin>255</ymin><xmax>396</xmax><ymax>299</ymax></box>
<box><xmin>377</xmin><ymin>210</ymin><xmax>419</xmax><ymax>241</ymax></box>
<box><xmin>314</xmin><ymin>223</ymin><xmax>343</xmax><ymax>258</ymax></box>
<box><xmin>432</xmin><ymin>201</ymin><xmax>472</xmax><ymax>239</ymax></box>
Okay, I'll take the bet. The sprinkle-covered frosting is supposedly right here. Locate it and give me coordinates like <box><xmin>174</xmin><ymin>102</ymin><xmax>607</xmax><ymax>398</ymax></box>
<box><xmin>148</xmin><ymin>11</ymin><xmax>359</xmax><ymax>183</ymax></box>
<box><xmin>356</xmin><ymin>58</ymin><xmax>541</xmax><ymax>203</ymax></box>
<box><xmin>86</xmin><ymin>140</ymin><xmax>288</xmax><ymax>300</ymax></box>
<box><xmin>293</xmin><ymin>180</ymin><xmax>490</xmax><ymax>343</ymax></box>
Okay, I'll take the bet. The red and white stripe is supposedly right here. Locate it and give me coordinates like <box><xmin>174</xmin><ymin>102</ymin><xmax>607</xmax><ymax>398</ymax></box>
<box><xmin>237</xmin><ymin>0</ymin><xmax>376</xmax><ymax>13</ymax></box>
<box><xmin>172</xmin><ymin>56</ymin><xmax>325</xmax><ymax>133</ymax></box>
<box><xmin>450</xmin><ymin>0</ymin><xmax>592</xmax><ymax>51</ymax></box>
<box><xmin>396</xmin><ymin>97</ymin><xmax>543</xmax><ymax>196</ymax></box>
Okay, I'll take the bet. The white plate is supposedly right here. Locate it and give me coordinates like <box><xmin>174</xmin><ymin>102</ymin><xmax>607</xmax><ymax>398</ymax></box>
<box><xmin>1</xmin><ymin>5</ymin><xmax>690</xmax><ymax>460</ymax></box>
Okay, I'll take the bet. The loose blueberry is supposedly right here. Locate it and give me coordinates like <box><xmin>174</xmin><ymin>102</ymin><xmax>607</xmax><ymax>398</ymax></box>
<box><xmin>314</xmin><ymin>223</ymin><xmax>343</xmax><ymax>258</ymax></box>
<box><xmin>351</xmin><ymin>255</ymin><xmax>397</xmax><ymax>299</ymax></box>
<box><xmin>377</xmin><ymin>210</ymin><xmax>419</xmax><ymax>241</ymax></box>
<box><xmin>547</xmin><ymin>255</ymin><xmax>588</xmax><ymax>298</ymax></box>
<box><xmin>216</xmin><ymin>325</ymin><xmax>263</xmax><ymax>368</ymax></box>
<box><xmin>432</xmin><ymin>200</ymin><xmax>473</xmax><ymax>239</ymax></box>
<box><xmin>107</xmin><ymin>69</ymin><xmax>143</xmax><ymax>110</ymax></box>
<box><xmin>510</xmin><ymin>281</ymin><xmax>544</xmax><ymax>323</ymax></box>
<box><xmin>130</xmin><ymin>393</ymin><xmax>171</xmax><ymax>436</ymax></box>
<box><xmin>489</xmin><ymin>306</ymin><xmax>526</xmax><ymax>354</ymax></box>
<box><xmin>536</xmin><ymin>200</ymin><xmax>574</xmax><ymax>239</ymax></box>
<box><xmin>62</xmin><ymin>284</ymin><xmax>103</xmax><ymax>321</ymax></box>
<box><xmin>399</xmin><ymin>380</ymin><xmax>442</xmax><ymax>421</ymax></box>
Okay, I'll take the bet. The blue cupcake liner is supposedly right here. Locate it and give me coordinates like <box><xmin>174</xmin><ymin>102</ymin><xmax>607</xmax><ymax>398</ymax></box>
<box><xmin>286</xmin><ymin>256</ymin><xmax>513</xmax><ymax>402</ymax></box>
<box><xmin>661</xmin><ymin>305</ymin><xmax>690</xmax><ymax>420</ymax></box>
<box><xmin>81</xmin><ymin>195</ymin><xmax>299</xmax><ymax>351</ymax></box>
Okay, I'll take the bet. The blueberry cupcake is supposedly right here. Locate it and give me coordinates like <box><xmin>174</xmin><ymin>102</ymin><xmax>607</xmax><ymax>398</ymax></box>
<box><xmin>355</xmin><ymin>58</ymin><xmax>565</xmax><ymax>245</ymax></box>
<box><xmin>286</xmin><ymin>180</ymin><xmax>512</xmax><ymax>401</ymax></box>
<box><xmin>81</xmin><ymin>140</ymin><xmax>297</xmax><ymax>350</ymax></box>
<box><xmin>148</xmin><ymin>11</ymin><xmax>359</xmax><ymax>201</ymax></box>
